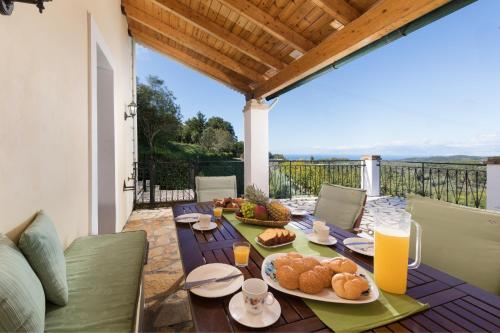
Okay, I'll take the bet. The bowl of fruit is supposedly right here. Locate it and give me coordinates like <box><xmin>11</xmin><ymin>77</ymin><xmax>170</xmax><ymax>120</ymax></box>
<box><xmin>213</xmin><ymin>197</ymin><xmax>245</xmax><ymax>211</ymax></box>
<box><xmin>235</xmin><ymin>186</ymin><xmax>292</xmax><ymax>227</ymax></box>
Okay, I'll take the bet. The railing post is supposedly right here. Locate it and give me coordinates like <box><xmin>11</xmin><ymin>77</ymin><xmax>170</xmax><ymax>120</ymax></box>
<box><xmin>289</xmin><ymin>160</ymin><xmax>292</xmax><ymax>199</ymax></box>
<box><xmin>486</xmin><ymin>156</ymin><xmax>500</xmax><ymax>211</ymax></box>
<box><xmin>361</xmin><ymin>155</ymin><xmax>381</xmax><ymax>197</ymax></box>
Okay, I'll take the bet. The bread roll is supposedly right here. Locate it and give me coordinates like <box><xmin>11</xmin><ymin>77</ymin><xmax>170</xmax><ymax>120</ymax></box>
<box><xmin>328</xmin><ymin>257</ymin><xmax>357</xmax><ymax>274</ymax></box>
<box><xmin>298</xmin><ymin>271</ymin><xmax>324</xmax><ymax>294</ymax></box>
<box><xmin>287</xmin><ymin>251</ymin><xmax>303</xmax><ymax>259</ymax></box>
<box><xmin>303</xmin><ymin>257</ymin><xmax>320</xmax><ymax>271</ymax></box>
<box><xmin>274</xmin><ymin>256</ymin><xmax>291</xmax><ymax>269</ymax></box>
<box><xmin>276</xmin><ymin>265</ymin><xmax>299</xmax><ymax>290</ymax></box>
<box><xmin>331</xmin><ymin>273</ymin><xmax>369</xmax><ymax>300</ymax></box>
<box><xmin>289</xmin><ymin>258</ymin><xmax>308</xmax><ymax>274</ymax></box>
<box><xmin>313</xmin><ymin>265</ymin><xmax>332</xmax><ymax>288</ymax></box>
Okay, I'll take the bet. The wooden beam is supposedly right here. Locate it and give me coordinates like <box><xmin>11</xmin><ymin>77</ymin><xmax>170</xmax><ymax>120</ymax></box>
<box><xmin>124</xmin><ymin>3</ymin><xmax>265</xmax><ymax>83</ymax></box>
<box><xmin>254</xmin><ymin>0</ymin><xmax>450</xmax><ymax>98</ymax></box>
<box><xmin>132</xmin><ymin>29</ymin><xmax>252</xmax><ymax>94</ymax></box>
<box><xmin>152</xmin><ymin>0</ymin><xmax>285</xmax><ymax>70</ymax></box>
<box><xmin>311</xmin><ymin>0</ymin><xmax>361</xmax><ymax>25</ymax></box>
<box><xmin>217</xmin><ymin>0</ymin><xmax>316</xmax><ymax>53</ymax></box>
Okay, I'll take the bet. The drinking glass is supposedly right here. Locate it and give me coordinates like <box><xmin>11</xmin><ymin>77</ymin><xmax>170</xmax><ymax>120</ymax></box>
<box><xmin>233</xmin><ymin>241</ymin><xmax>250</xmax><ymax>267</ymax></box>
<box><xmin>374</xmin><ymin>209</ymin><xmax>421</xmax><ymax>294</ymax></box>
<box><xmin>213</xmin><ymin>207</ymin><xmax>223</xmax><ymax>221</ymax></box>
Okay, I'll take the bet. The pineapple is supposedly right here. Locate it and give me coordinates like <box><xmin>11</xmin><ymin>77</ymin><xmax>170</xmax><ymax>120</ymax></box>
<box><xmin>267</xmin><ymin>201</ymin><xmax>291</xmax><ymax>221</ymax></box>
<box><xmin>244</xmin><ymin>185</ymin><xmax>269</xmax><ymax>206</ymax></box>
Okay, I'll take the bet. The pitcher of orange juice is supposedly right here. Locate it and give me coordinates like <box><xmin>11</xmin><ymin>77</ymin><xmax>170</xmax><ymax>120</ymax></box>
<box><xmin>374</xmin><ymin>209</ymin><xmax>421</xmax><ymax>294</ymax></box>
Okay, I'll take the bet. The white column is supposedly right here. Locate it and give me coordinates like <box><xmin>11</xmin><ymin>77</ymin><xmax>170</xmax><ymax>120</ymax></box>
<box><xmin>243</xmin><ymin>99</ymin><xmax>270</xmax><ymax>196</ymax></box>
<box><xmin>361</xmin><ymin>155</ymin><xmax>381</xmax><ymax>197</ymax></box>
<box><xmin>486</xmin><ymin>157</ymin><xmax>500</xmax><ymax>211</ymax></box>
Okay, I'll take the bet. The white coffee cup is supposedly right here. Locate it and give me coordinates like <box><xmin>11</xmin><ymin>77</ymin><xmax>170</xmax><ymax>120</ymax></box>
<box><xmin>199</xmin><ymin>214</ymin><xmax>212</xmax><ymax>229</ymax></box>
<box><xmin>242</xmin><ymin>278</ymin><xmax>274</xmax><ymax>314</ymax></box>
<box><xmin>316</xmin><ymin>224</ymin><xmax>330</xmax><ymax>242</ymax></box>
<box><xmin>313</xmin><ymin>220</ymin><xmax>326</xmax><ymax>233</ymax></box>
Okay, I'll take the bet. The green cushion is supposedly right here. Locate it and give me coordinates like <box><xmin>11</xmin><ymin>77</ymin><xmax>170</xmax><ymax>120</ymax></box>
<box><xmin>314</xmin><ymin>184</ymin><xmax>366</xmax><ymax>230</ymax></box>
<box><xmin>407</xmin><ymin>195</ymin><xmax>500</xmax><ymax>295</ymax></box>
<box><xmin>45</xmin><ymin>231</ymin><xmax>147</xmax><ymax>332</ymax></box>
<box><xmin>0</xmin><ymin>234</ymin><xmax>46</xmax><ymax>332</ymax></box>
<box><xmin>18</xmin><ymin>211</ymin><xmax>68</xmax><ymax>306</ymax></box>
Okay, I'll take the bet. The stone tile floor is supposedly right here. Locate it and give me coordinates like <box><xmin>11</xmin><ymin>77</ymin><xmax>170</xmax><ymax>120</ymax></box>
<box><xmin>123</xmin><ymin>196</ymin><xmax>406</xmax><ymax>332</ymax></box>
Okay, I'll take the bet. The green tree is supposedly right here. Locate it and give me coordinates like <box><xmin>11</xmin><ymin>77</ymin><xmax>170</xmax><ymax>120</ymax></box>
<box><xmin>206</xmin><ymin>117</ymin><xmax>236</xmax><ymax>140</ymax></box>
<box><xmin>200</xmin><ymin>128</ymin><xmax>235</xmax><ymax>154</ymax></box>
<box><xmin>137</xmin><ymin>75</ymin><xmax>182</xmax><ymax>156</ymax></box>
<box><xmin>182</xmin><ymin>111</ymin><xmax>207</xmax><ymax>144</ymax></box>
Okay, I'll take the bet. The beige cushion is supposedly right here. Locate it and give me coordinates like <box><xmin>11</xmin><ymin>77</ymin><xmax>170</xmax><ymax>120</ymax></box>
<box><xmin>407</xmin><ymin>195</ymin><xmax>500</xmax><ymax>295</ymax></box>
<box><xmin>314</xmin><ymin>184</ymin><xmax>366</xmax><ymax>231</ymax></box>
<box><xmin>195</xmin><ymin>176</ymin><xmax>237</xmax><ymax>202</ymax></box>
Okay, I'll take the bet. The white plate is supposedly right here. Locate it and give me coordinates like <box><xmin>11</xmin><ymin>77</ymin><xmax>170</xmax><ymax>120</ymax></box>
<box><xmin>175</xmin><ymin>213</ymin><xmax>201</xmax><ymax>223</ymax></box>
<box><xmin>343</xmin><ymin>237</ymin><xmax>374</xmax><ymax>257</ymax></box>
<box><xmin>255</xmin><ymin>237</ymin><xmax>294</xmax><ymax>248</ymax></box>
<box><xmin>291</xmin><ymin>209</ymin><xmax>309</xmax><ymax>216</ymax></box>
<box><xmin>186</xmin><ymin>263</ymin><xmax>244</xmax><ymax>298</ymax></box>
<box><xmin>307</xmin><ymin>233</ymin><xmax>337</xmax><ymax>246</ymax></box>
<box><xmin>229</xmin><ymin>292</ymin><xmax>281</xmax><ymax>328</ymax></box>
<box><xmin>261</xmin><ymin>253</ymin><xmax>379</xmax><ymax>304</ymax></box>
<box><xmin>192</xmin><ymin>222</ymin><xmax>217</xmax><ymax>231</ymax></box>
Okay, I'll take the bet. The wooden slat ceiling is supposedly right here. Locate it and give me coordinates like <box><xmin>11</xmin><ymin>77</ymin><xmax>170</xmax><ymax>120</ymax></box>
<box><xmin>123</xmin><ymin>0</ymin><xmax>450</xmax><ymax>99</ymax></box>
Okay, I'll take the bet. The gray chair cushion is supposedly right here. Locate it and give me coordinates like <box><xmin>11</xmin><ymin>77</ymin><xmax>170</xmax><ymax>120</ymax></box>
<box><xmin>407</xmin><ymin>195</ymin><xmax>500</xmax><ymax>295</ymax></box>
<box><xmin>195</xmin><ymin>175</ymin><xmax>237</xmax><ymax>202</ymax></box>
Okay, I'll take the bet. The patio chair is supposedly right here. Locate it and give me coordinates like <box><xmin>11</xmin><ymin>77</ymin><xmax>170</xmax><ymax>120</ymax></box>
<box><xmin>407</xmin><ymin>195</ymin><xmax>500</xmax><ymax>295</ymax></box>
<box><xmin>195</xmin><ymin>175</ymin><xmax>237</xmax><ymax>202</ymax></box>
<box><xmin>313</xmin><ymin>184</ymin><xmax>367</xmax><ymax>232</ymax></box>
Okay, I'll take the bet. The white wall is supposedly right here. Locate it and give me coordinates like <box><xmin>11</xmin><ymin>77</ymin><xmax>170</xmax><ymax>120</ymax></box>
<box><xmin>0</xmin><ymin>0</ymin><xmax>136</xmax><ymax>247</ymax></box>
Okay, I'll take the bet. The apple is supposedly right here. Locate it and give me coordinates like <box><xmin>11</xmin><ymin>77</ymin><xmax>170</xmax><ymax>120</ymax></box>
<box><xmin>254</xmin><ymin>205</ymin><xmax>268</xmax><ymax>220</ymax></box>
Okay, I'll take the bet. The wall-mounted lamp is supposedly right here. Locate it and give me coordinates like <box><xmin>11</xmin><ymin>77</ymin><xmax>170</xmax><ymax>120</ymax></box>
<box><xmin>0</xmin><ymin>0</ymin><xmax>51</xmax><ymax>16</ymax></box>
<box><xmin>124</xmin><ymin>101</ymin><xmax>137</xmax><ymax>121</ymax></box>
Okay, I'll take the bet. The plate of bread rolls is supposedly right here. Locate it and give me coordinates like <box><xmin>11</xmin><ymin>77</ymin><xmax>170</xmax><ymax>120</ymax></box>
<box><xmin>261</xmin><ymin>252</ymin><xmax>379</xmax><ymax>304</ymax></box>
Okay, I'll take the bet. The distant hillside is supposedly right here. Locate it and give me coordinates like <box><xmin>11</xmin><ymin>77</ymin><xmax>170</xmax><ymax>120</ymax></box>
<box><xmin>399</xmin><ymin>155</ymin><xmax>486</xmax><ymax>164</ymax></box>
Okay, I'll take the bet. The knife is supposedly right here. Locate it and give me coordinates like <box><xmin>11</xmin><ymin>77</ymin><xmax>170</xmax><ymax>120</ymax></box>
<box><xmin>183</xmin><ymin>272</ymin><xmax>243</xmax><ymax>290</ymax></box>
<box><xmin>346</xmin><ymin>242</ymin><xmax>374</xmax><ymax>247</ymax></box>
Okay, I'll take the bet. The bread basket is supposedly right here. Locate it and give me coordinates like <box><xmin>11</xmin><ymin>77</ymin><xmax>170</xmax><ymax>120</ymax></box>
<box><xmin>235</xmin><ymin>214</ymin><xmax>289</xmax><ymax>227</ymax></box>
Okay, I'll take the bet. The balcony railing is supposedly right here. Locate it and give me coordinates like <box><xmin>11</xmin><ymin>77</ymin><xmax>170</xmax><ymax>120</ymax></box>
<box><xmin>380</xmin><ymin>161</ymin><xmax>487</xmax><ymax>208</ymax></box>
<box><xmin>269</xmin><ymin>160</ymin><xmax>364</xmax><ymax>199</ymax></box>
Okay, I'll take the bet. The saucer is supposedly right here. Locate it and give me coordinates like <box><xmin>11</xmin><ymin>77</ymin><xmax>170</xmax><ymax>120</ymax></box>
<box><xmin>343</xmin><ymin>237</ymin><xmax>374</xmax><ymax>256</ymax></box>
<box><xmin>291</xmin><ymin>209</ymin><xmax>308</xmax><ymax>216</ymax></box>
<box><xmin>228</xmin><ymin>292</ymin><xmax>281</xmax><ymax>328</ymax></box>
<box><xmin>175</xmin><ymin>213</ymin><xmax>201</xmax><ymax>223</ymax></box>
<box><xmin>307</xmin><ymin>233</ymin><xmax>337</xmax><ymax>246</ymax></box>
<box><xmin>192</xmin><ymin>222</ymin><xmax>217</xmax><ymax>231</ymax></box>
<box><xmin>186</xmin><ymin>264</ymin><xmax>244</xmax><ymax>298</ymax></box>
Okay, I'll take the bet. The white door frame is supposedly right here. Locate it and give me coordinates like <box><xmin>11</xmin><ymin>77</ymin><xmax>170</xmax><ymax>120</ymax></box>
<box><xmin>88</xmin><ymin>13</ymin><xmax>118</xmax><ymax>235</ymax></box>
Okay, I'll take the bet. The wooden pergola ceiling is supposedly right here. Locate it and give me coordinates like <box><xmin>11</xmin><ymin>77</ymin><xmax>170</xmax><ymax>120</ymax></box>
<box><xmin>123</xmin><ymin>0</ymin><xmax>450</xmax><ymax>99</ymax></box>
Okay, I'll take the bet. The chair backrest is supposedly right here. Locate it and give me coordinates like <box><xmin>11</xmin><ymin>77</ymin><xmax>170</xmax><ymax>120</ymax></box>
<box><xmin>407</xmin><ymin>195</ymin><xmax>500</xmax><ymax>295</ymax></box>
<box><xmin>195</xmin><ymin>176</ymin><xmax>237</xmax><ymax>203</ymax></box>
<box><xmin>314</xmin><ymin>184</ymin><xmax>367</xmax><ymax>231</ymax></box>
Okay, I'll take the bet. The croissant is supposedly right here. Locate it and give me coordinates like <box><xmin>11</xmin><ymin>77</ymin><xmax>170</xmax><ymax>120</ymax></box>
<box><xmin>332</xmin><ymin>273</ymin><xmax>369</xmax><ymax>300</ymax></box>
<box><xmin>327</xmin><ymin>257</ymin><xmax>357</xmax><ymax>274</ymax></box>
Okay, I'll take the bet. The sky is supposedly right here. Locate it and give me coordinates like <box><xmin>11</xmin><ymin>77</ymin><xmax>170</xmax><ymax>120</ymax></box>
<box><xmin>136</xmin><ymin>1</ymin><xmax>500</xmax><ymax>157</ymax></box>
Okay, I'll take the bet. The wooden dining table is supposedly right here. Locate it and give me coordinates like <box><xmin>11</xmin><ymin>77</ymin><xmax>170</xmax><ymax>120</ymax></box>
<box><xmin>173</xmin><ymin>202</ymin><xmax>500</xmax><ymax>332</ymax></box>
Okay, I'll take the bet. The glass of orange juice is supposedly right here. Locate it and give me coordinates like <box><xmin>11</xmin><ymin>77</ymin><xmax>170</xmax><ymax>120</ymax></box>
<box><xmin>213</xmin><ymin>207</ymin><xmax>223</xmax><ymax>221</ymax></box>
<box><xmin>374</xmin><ymin>209</ymin><xmax>421</xmax><ymax>294</ymax></box>
<box><xmin>233</xmin><ymin>241</ymin><xmax>250</xmax><ymax>267</ymax></box>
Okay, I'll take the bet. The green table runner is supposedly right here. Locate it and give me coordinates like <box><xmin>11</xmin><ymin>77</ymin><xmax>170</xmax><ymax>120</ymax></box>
<box><xmin>224</xmin><ymin>213</ymin><xmax>428</xmax><ymax>333</ymax></box>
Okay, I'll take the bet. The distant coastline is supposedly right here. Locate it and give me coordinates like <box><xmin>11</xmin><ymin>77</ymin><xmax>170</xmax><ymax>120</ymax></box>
<box><xmin>282</xmin><ymin>154</ymin><xmax>487</xmax><ymax>163</ymax></box>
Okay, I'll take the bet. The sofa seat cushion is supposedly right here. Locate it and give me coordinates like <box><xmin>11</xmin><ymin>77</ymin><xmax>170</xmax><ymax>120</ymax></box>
<box><xmin>45</xmin><ymin>231</ymin><xmax>147</xmax><ymax>333</ymax></box>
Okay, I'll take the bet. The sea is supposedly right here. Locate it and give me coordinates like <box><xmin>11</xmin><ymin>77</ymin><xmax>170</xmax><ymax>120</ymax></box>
<box><xmin>284</xmin><ymin>154</ymin><xmax>409</xmax><ymax>161</ymax></box>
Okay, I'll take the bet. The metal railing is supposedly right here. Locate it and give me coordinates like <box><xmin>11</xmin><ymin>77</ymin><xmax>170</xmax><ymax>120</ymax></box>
<box><xmin>134</xmin><ymin>159</ymin><xmax>244</xmax><ymax>207</ymax></box>
<box><xmin>269</xmin><ymin>160</ymin><xmax>364</xmax><ymax>199</ymax></box>
<box><xmin>380</xmin><ymin>161</ymin><xmax>487</xmax><ymax>208</ymax></box>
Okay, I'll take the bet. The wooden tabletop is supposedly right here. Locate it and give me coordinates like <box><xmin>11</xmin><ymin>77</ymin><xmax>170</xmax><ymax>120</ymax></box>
<box><xmin>173</xmin><ymin>202</ymin><xmax>500</xmax><ymax>332</ymax></box>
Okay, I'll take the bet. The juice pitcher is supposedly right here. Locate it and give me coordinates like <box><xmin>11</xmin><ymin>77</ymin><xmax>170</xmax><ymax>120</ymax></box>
<box><xmin>373</xmin><ymin>209</ymin><xmax>421</xmax><ymax>294</ymax></box>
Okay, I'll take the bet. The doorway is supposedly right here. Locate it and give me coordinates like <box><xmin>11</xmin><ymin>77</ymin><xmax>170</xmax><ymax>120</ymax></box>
<box><xmin>89</xmin><ymin>15</ymin><xmax>117</xmax><ymax>235</ymax></box>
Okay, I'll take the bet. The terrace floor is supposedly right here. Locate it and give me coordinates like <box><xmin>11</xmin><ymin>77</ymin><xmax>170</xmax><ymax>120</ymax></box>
<box><xmin>124</xmin><ymin>196</ymin><xmax>406</xmax><ymax>332</ymax></box>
